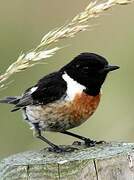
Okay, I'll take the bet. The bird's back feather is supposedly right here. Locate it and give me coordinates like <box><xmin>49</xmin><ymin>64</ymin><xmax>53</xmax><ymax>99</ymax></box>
<box><xmin>0</xmin><ymin>71</ymin><xmax>67</xmax><ymax>112</ymax></box>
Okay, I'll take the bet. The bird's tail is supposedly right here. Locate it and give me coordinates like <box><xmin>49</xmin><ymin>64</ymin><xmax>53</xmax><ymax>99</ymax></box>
<box><xmin>0</xmin><ymin>96</ymin><xmax>22</xmax><ymax>112</ymax></box>
<box><xmin>0</xmin><ymin>96</ymin><xmax>20</xmax><ymax>105</ymax></box>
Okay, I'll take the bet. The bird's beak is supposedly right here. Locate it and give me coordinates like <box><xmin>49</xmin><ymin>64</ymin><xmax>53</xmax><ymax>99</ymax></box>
<box><xmin>101</xmin><ymin>64</ymin><xmax>120</xmax><ymax>73</ymax></box>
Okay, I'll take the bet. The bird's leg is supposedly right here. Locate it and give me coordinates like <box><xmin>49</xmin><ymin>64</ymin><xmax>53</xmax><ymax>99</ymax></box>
<box><xmin>33</xmin><ymin>124</ymin><xmax>77</xmax><ymax>153</ymax></box>
<box><xmin>33</xmin><ymin>127</ymin><xmax>63</xmax><ymax>153</ymax></box>
<box><xmin>60</xmin><ymin>131</ymin><xmax>104</xmax><ymax>147</ymax></box>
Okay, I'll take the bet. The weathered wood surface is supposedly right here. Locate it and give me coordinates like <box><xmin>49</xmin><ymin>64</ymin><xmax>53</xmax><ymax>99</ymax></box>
<box><xmin>0</xmin><ymin>142</ymin><xmax>134</xmax><ymax>180</ymax></box>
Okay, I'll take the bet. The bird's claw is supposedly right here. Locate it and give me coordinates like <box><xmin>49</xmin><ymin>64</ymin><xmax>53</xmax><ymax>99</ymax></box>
<box><xmin>85</xmin><ymin>139</ymin><xmax>97</xmax><ymax>147</ymax></box>
<box><xmin>72</xmin><ymin>139</ymin><xmax>106</xmax><ymax>147</ymax></box>
<box><xmin>48</xmin><ymin>146</ymin><xmax>78</xmax><ymax>153</ymax></box>
<box><xmin>85</xmin><ymin>139</ymin><xmax>106</xmax><ymax>147</ymax></box>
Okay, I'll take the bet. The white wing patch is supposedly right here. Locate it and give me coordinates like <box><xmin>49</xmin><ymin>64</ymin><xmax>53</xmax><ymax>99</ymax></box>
<box><xmin>30</xmin><ymin>87</ymin><xmax>38</xmax><ymax>94</ymax></box>
<box><xmin>62</xmin><ymin>72</ymin><xmax>86</xmax><ymax>101</ymax></box>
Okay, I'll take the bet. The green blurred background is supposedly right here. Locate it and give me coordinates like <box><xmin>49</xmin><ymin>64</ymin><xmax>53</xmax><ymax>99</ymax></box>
<box><xmin>0</xmin><ymin>0</ymin><xmax>134</xmax><ymax>159</ymax></box>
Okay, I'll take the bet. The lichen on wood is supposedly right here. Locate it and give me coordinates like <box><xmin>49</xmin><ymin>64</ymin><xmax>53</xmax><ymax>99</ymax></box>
<box><xmin>0</xmin><ymin>142</ymin><xmax>134</xmax><ymax>179</ymax></box>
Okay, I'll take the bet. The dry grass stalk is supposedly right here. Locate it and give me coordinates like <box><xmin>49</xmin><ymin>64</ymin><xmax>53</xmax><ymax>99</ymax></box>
<box><xmin>0</xmin><ymin>0</ymin><xmax>133</xmax><ymax>88</ymax></box>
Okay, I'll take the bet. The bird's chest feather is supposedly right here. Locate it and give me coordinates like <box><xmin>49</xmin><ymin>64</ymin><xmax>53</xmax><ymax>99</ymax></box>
<box><xmin>58</xmin><ymin>92</ymin><xmax>100</xmax><ymax>124</ymax></box>
<box><xmin>26</xmin><ymin>93</ymin><xmax>100</xmax><ymax>131</ymax></box>
<box><xmin>25</xmin><ymin>92</ymin><xmax>100</xmax><ymax>131</ymax></box>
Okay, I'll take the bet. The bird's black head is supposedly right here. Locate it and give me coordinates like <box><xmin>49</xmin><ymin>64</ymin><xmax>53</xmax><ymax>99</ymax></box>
<box><xmin>60</xmin><ymin>52</ymin><xmax>119</xmax><ymax>96</ymax></box>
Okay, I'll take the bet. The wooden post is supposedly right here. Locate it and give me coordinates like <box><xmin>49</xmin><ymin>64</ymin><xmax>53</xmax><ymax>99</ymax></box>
<box><xmin>0</xmin><ymin>142</ymin><xmax>134</xmax><ymax>179</ymax></box>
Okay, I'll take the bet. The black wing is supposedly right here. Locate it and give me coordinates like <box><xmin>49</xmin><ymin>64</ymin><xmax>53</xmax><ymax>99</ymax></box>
<box><xmin>14</xmin><ymin>71</ymin><xmax>67</xmax><ymax>108</ymax></box>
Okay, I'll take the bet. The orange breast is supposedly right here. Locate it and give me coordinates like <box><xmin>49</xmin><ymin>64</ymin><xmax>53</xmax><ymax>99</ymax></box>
<box><xmin>57</xmin><ymin>92</ymin><xmax>100</xmax><ymax>127</ymax></box>
<box><xmin>26</xmin><ymin>92</ymin><xmax>101</xmax><ymax>131</ymax></box>
<box><xmin>70</xmin><ymin>92</ymin><xmax>100</xmax><ymax>121</ymax></box>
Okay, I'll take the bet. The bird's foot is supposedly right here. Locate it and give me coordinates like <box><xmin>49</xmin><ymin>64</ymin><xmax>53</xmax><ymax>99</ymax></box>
<box><xmin>73</xmin><ymin>139</ymin><xmax>105</xmax><ymax>147</ymax></box>
<box><xmin>84</xmin><ymin>139</ymin><xmax>105</xmax><ymax>147</ymax></box>
<box><xmin>48</xmin><ymin>146</ymin><xmax>78</xmax><ymax>153</ymax></box>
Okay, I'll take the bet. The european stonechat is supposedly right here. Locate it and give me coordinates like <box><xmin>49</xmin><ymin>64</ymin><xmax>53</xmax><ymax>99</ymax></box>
<box><xmin>0</xmin><ymin>53</ymin><xmax>119</xmax><ymax>152</ymax></box>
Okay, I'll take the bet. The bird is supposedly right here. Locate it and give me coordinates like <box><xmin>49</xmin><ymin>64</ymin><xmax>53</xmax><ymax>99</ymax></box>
<box><xmin>0</xmin><ymin>52</ymin><xmax>119</xmax><ymax>152</ymax></box>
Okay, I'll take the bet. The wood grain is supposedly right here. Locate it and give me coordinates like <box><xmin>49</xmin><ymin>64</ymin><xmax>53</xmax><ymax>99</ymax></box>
<box><xmin>0</xmin><ymin>142</ymin><xmax>134</xmax><ymax>180</ymax></box>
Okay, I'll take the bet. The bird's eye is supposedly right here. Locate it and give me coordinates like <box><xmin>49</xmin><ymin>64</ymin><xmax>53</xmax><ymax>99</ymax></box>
<box><xmin>76</xmin><ymin>64</ymin><xmax>80</xmax><ymax>68</ymax></box>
